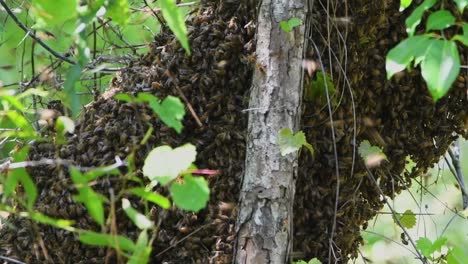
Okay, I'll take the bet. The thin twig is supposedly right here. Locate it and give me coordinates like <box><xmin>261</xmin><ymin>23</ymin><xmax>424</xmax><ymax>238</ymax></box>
<box><xmin>447</xmin><ymin>143</ymin><xmax>468</xmax><ymax>209</ymax></box>
<box><xmin>155</xmin><ymin>224</ymin><xmax>208</xmax><ymax>257</ymax></box>
<box><xmin>0</xmin><ymin>156</ymin><xmax>125</xmax><ymax>171</ymax></box>
<box><xmin>0</xmin><ymin>255</ymin><xmax>27</xmax><ymax>264</ymax></box>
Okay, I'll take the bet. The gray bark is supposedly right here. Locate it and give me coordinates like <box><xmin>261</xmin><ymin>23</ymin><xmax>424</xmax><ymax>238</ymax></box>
<box><xmin>234</xmin><ymin>1</ymin><xmax>308</xmax><ymax>263</ymax></box>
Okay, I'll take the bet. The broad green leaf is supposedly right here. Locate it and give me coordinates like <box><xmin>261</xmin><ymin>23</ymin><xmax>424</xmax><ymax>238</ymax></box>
<box><xmin>30</xmin><ymin>212</ymin><xmax>74</xmax><ymax>229</ymax></box>
<box><xmin>170</xmin><ymin>174</ymin><xmax>209</xmax><ymax>212</ymax></box>
<box><xmin>106</xmin><ymin>0</ymin><xmax>130</xmax><ymax>25</ymax></box>
<box><xmin>447</xmin><ymin>246</ymin><xmax>467</xmax><ymax>264</ymax></box>
<box><xmin>386</xmin><ymin>35</ymin><xmax>431</xmax><ymax>79</ymax></box>
<box><xmin>137</xmin><ymin>93</ymin><xmax>185</xmax><ymax>133</ymax></box>
<box><xmin>128</xmin><ymin>230</ymin><xmax>151</xmax><ymax>264</ymax></box>
<box><xmin>280</xmin><ymin>17</ymin><xmax>301</xmax><ymax>32</ymax></box>
<box><xmin>63</xmin><ymin>65</ymin><xmax>83</xmax><ymax>118</ymax></box>
<box><xmin>70</xmin><ymin>168</ymin><xmax>106</xmax><ymax>225</ymax></box>
<box><xmin>453</xmin><ymin>0</ymin><xmax>468</xmax><ymax>13</ymax></box>
<box><xmin>421</xmin><ymin>39</ymin><xmax>460</xmax><ymax>101</ymax></box>
<box><xmin>426</xmin><ymin>10</ymin><xmax>456</xmax><ymax>31</ymax></box>
<box><xmin>32</xmin><ymin>0</ymin><xmax>78</xmax><ymax>28</ymax></box>
<box><xmin>142</xmin><ymin>144</ymin><xmax>196</xmax><ymax>185</ymax></box>
<box><xmin>394</xmin><ymin>209</ymin><xmax>416</xmax><ymax>229</ymax></box>
<box><xmin>114</xmin><ymin>93</ymin><xmax>134</xmax><ymax>102</ymax></box>
<box><xmin>277</xmin><ymin>128</ymin><xmax>314</xmax><ymax>156</ymax></box>
<box><xmin>431</xmin><ymin>237</ymin><xmax>447</xmax><ymax>253</ymax></box>
<box><xmin>405</xmin><ymin>0</ymin><xmax>437</xmax><ymax>36</ymax></box>
<box><xmin>122</xmin><ymin>198</ymin><xmax>154</xmax><ymax>229</ymax></box>
<box><xmin>416</xmin><ymin>237</ymin><xmax>434</xmax><ymax>258</ymax></box>
<box><xmin>55</xmin><ymin>116</ymin><xmax>75</xmax><ymax>143</ymax></box>
<box><xmin>151</xmin><ymin>96</ymin><xmax>185</xmax><ymax>133</ymax></box>
<box><xmin>400</xmin><ymin>0</ymin><xmax>413</xmax><ymax>11</ymax></box>
<box><xmin>129</xmin><ymin>187</ymin><xmax>171</xmax><ymax>209</ymax></box>
<box><xmin>452</xmin><ymin>24</ymin><xmax>468</xmax><ymax>46</ymax></box>
<box><xmin>308</xmin><ymin>259</ymin><xmax>322</xmax><ymax>264</ymax></box>
<box><xmin>79</xmin><ymin>231</ymin><xmax>136</xmax><ymax>252</ymax></box>
<box><xmin>158</xmin><ymin>0</ymin><xmax>190</xmax><ymax>55</ymax></box>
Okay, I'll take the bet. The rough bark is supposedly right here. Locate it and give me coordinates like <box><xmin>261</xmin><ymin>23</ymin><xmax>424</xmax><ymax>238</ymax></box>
<box><xmin>234</xmin><ymin>1</ymin><xmax>308</xmax><ymax>263</ymax></box>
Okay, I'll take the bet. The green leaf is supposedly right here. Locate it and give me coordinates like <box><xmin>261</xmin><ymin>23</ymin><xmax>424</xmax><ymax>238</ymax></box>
<box><xmin>106</xmin><ymin>0</ymin><xmax>130</xmax><ymax>25</ymax></box>
<box><xmin>405</xmin><ymin>0</ymin><xmax>437</xmax><ymax>36</ymax></box>
<box><xmin>421</xmin><ymin>39</ymin><xmax>460</xmax><ymax>101</ymax></box>
<box><xmin>453</xmin><ymin>0</ymin><xmax>468</xmax><ymax>13</ymax></box>
<box><xmin>305</xmin><ymin>72</ymin><xmax>336</xmax><ymax>105</ymax></box>
<box><xmin>30</xmin><ymin>212</ymin><xmax>74</xmax><ymax>229</ymax></box>
<box><xmin>426</xmin><ymin>10</ymin><xmax>456</xmax><ymax>31</ymax></box>
<box><xmin>0</xmin><ymin>93</ymin><xmax>25</xmax><ymax>111</ymax></box>
<box><xmin>129</xmin><ymin>187</ymin><xmax>171</xmax><ymax>209</ymax></box>
<box><xmin>114</xmin><ymin>93</ymin><xmax>134</xmax><ymax>102</ymax></box>
<box><xmin>150</xmin><ymin>96</ymin><xmax>185</xmax><ymax>133</ymax></box>
<box><xmin>122</xmin><ymin>198</ymin><xmax>154</xmax><ymax>229</ymax></box>
<box><xmin>358</xmin><ymin>140</ymin><xmax>387</xmax><ymax>168</ymax></box>
<box><xmin>63</xmin><ymin>65</ymin><xmax>83</xmax><ymax>118</ymax></box>
<box><xmin>137</xmin><ymin>93</ymin><xmax>185</xmax><ymax>133</ymax></box>
<box><xmin>142</xmin><ymin>144</ymin><xmax>196</xmax><ymax>185</ymax></box>
<box><xmin>32</xmin><ymin>0</ymin><xmax>78</xmax><ymax>28</ymax></box>
<box><xmin>158</xmin><ymin>0</ymin><xmax>190</xmax><ymax>55</ymax></box>
<box><xmin>280</xmin><ymin>17</ymin><xmax>301</xmax><ymax>32</ymax></box>
<box><xmin>386</xmin><ymin>35</ymin><xmax>431</xmax><ymax>79</ymax></box>
<box><xmin>452</xmin><ymin>24</ymin><xmax>468</xmax><ymax>46</ymax></box>
<box><xmin>83</xmin><ymin>164</ymin><xmax>120</xmax><ymax>182</ymax></box>
<box><xmin>308</xmin><ymin>258</ymin><xmax>322</xmax><ymax>264</ymax></box>
<box><xmin>79</xmin><ymin>231</ymin><xmax>136</xmax><ymax>252</ymax></box>
<box><xmin>394</xmin><ymin>209</ymin><xmax>416</xmax><ymax>229</ymax></box>
<box><xmin>431</xmin><ymin>237</ymin><xmax>447</xmax><ymax>253</ymax></box>
<box><xmin>400</xmin><ymin>0</ymin><xmax>413</xmax><ymax>11</ymax></box>
<box><xmin>170</xmin><ymin>174</ymin><xmax>209</xmax><ymax>212</ymax></box>
<box><xmin>1</xmin><ymin>111</ymin><xmax>37</xmax><ymax>139</ymax></box>
<box><xmin>70</xmin><ymin>168</ymin><xmax>107</xmax><ymax>225</ymax></box>
<box><xmin>416</xmin><ymin>237</ymin><xmax>434</xmax><ymax>258</ymax></box>
<box><xmin>277</xmin><ymin>128</ymin><xmax>314</xmax><ymax>156</ymax></box>
<box><xmin>447</xmin><ymin>246</ymin><xmax>467</xmax><ymax>264</ymax></box>
<box><xmin>128</xmin><ymin>230</ymin><xmax>151</xmax><ymax>264</ymax></box>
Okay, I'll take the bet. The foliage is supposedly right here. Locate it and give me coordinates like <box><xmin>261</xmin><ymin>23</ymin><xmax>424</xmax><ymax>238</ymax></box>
<box><xmin>280</xmin><ymin>17</ymin><xmax>301</xmax><ymax>32</ymax></box>
<box><xmin>294</xmin><ymin>258</ymin><xmax>322</xmax><ymax>264</ymax></box>
<box><xmin>277</xmin><ymin>128</ymin><xmax>314</xmax><ymax>156</ymax></box>
<box><xmin>387</xmin><ymin>0</ymin><xmax>467</xmax><ymax>101</ymax></box>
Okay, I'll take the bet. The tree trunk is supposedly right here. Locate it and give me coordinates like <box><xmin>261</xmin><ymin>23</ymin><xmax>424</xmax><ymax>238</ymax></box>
<box><xmin>234</xmin><ymin>1</ymin><xmax>308</xmax><ymax>263</ymax></box>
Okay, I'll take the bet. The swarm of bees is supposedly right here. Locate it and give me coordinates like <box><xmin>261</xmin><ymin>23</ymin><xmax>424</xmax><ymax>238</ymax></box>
<box><xmin>0</xmin><ymin>0</ymin><xmax>466</xmax><ymax>263</ymax></box>
<box><xmin>294</xmin><ymin>0</ymin><xmax>467</xmax><ymax>262</ymax></box>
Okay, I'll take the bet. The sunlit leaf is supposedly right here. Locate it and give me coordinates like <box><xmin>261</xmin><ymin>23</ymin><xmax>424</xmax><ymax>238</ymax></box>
<box><xmin>277</xmin><ymin>128</ymin><xmax>314</xmax><ymax>156</ymax></box>
<box><xmin>280</xmin><ymin>17</ymin><xmax>301</xmax><ymax>32</ymax></box>
<box><xmin>447</xmin><ymin>246</ymin><xmax>467</xmax><ymax>264</ymax></box>
<box><xmin>142</xmin><ymin>144</ymin><xmax>196</xmax><ymax>185</ymax></box>
<box><xmin>416</xmin><ymin>237</ymin><xmax>447</xmax><ymax>258</ymax></box>
<box><xmin>158</xmin><ymin>0</ymin><xmax>190</xmax><ymax>54</ymax></box>
<box><xmin>137</xmin><ymin>93</ymin><xmax>185</xmax><ymax>133</ymax></box>
<box><xmin>405</xmin><ymin>0</ymin><xmax>437</xmax><ymax>36</ymax></box>
<box><xmin>170</xmin><ymin>174</ymin><xmax>209</xmax><ymax>212</ymax></box>
<box><xmin>453</xmin><ymin>0</ymin><xmax>468</xmax><ymax>13</ymax></box>
<box><xmin>128</xmin><ymin>187</ymin><xmax>171</xmax><ymax>209</ymax></box>
<box><xmin>128</xmin><ymin>230</ymin><xmax>151</xmax><ymax>264</ymax></box>
<box><xmin>122</xmin><ymin>198</ymin><xmax>154</xmax><ymax>229</ymax></box>
<box><xmin>386</xmin><ymin>35</ymin><xmax>431</xmax><ymax>79</ymax></box>
<box><xmin>421</xmin><ymin>39</ymin><xmax>460</xmax><ymax>101</ymax></box>
<box><xmin>30</xmin><ymin>211</ymin><xmax>74</xmax><ymax>229</ymax></box>
<box><xmin>107</xmin><ymin>0</ymin><xmax>130</xmax><ymax>25</ymax></box>
<box><xmin>79</xmin><ymin>231</ymin><xmax>136</xmax><ymax>252</ymax></box>
<box><xmin>394</xmin><ymin>209</ymin><xmax>416</xmax><ymax>229</ymax></box>
<box><xmin>426</xmin><ymin>10</ymin><xmax>455</xmax><ymax>31</ymax></box>
<box><xmin>63</xmin><ymin>65</ymin><xmax>83</xmax><ymax>118</ymax></box>
<box><xmin>400</xmin><ymin>0</ymin><xmax>413</xmax><ymax>11</ymax></box>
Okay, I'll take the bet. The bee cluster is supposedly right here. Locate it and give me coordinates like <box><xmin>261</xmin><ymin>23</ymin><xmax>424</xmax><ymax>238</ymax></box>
<box><xmin>0</xmin><ymin>1</ymin><xmax>255</xmax><ymax>263</ymax></box>
<box><xmin>294</xmin><ymin>0</ymin><xmax>467</xmax><ymax>262</ymax></box>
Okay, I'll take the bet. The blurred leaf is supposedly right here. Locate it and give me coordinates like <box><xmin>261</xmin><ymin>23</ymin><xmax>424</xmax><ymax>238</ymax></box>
<box><xmin>447</xmin><ymin>246</ymin><xmax>467</xmax><ymax>264</ymax></box>
<box><xmin>452</xmin><ymin>24</ymin><xmax>468</xmax><ymax>46</ymax></box>
<box><xmin>79</xmin><ymin>231</ymin><xmax>136</xmax><ymax>252</ymax></box>
<box><xmin>158</xmin><ymin>0</ymin><xmax>190</xmax><ymax>54</ymax></box>
<box><xmin>122</xmin><ymin>198</ymin><xmax>154</xmax><ymax>229</ymax></box>
<box><xmin>453</xmin><ymin>0</ymin><xmax>468</xmax><ymax>13</ymax></box>
<box><xmin>426</xmin><ymin>10</ymin><xmax>456</xmax><ymax>31</ymax></box>
<box><xmin>107</xmin><ymin>0</ymin><xmax>130</xmax><ymax>25</ymax></box>
<box><xmin>405</xmin><ymin>0</ymin><xmax>437</xmax><ymax>36</ymax></box>
<box><xmin>416</xmin><ymin>236</ymin><xmax>447</xmax><ymax>258</ymax></box>
<box><xmin>56</xmin><ymin>116</ymin><xmax>75</xmax><ymax>144</ymax></box>
<box><xmin>386</xmin><ymin>35</ymin><xmax>431</xmax><ymax>79</ymax></box>
<box><xmin>114</xmin><ymin>93</ymin><xmax>134</xmax><ymax>102</ymax></box>
<box><xmin>305</xmin><ymin>72</ymin><xmax>336</xmax><ymax>105</ymax></box>
<box><xmin>128</xmin><ymin>187</ymin><xmax>171</xmax><ymax>209</ymax></box>
<box><xmin>280</xmin><ymin>17</ymin><xmax>301</xmax><ymax>32</ymax></box>
<box><xmin>83</xmin><ymin>164</ymin><xmax>120</xmax><ymax>182</ymax></box>
<box><xmin>32</xmin><ymin>0</ymin><xmax>78</xmax><ymax>28</ymax></box>
<box><xmin>421</xmin><ymin>39</ymin><xmax>460</xmax><ymax>101</ymax></box>
<box><xmin>0</xmin><ymin>94</ymin><xmax>25</xmax><ymax>111</ymax></box>
<box><xmin>128</xmin><ymin>230</ymin><xmax>151</xmax><ymax>264</ymax></box>
<box><xmin>1</xmin><ymin>111</ymin><xmax>37</xmax><ymax>139</ymax></box>
<box><xmin>63</xmin><ymin>65</ymin><xmax>83</xmax><ymax>118</ymax></box>
<box><xmin>142</xmin><ymin>144</ymin><xmax>196</xmax><ymax>185</ymax></box>
<box><xmin>30</xmin><ymin>211</ymin><xmax>74</xmax><ymax>229</ymax></box>
<box><xmin>137</xmin><ymin>93</ymin><xmax>185</xmax><ymax>133</ymax></box>
<box><xmin>358</xmin><ymin>140</ymin><xmax>387</xmax><ymax>168</ymax></box>
<box><xmin>394</xmin><ymin>209</ymin><xmax>416</xmax><ymax>229</ymax></box>
<box><xmin>170</xmin><ymin>174</ymin><xmax>209</xmax><ymax>212</ymax></box>
<box><xmin>277</xmin><ymin>128</ymin><xmax>314</xmax><ymax>156</ymax></box>
<box><xmin>400</xmin><ymin>0</ymin><xmax>413</xmax><ymax>11</ymax></box>
<box><xmin>70</xmin><ymin>168</ymin><xmax>107</xmax><ymax>225</ymax></box>
<box><xmin>308</xmin><ymin>259</ymin><xmax>322</xmax><ymax>264</ymax></box>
